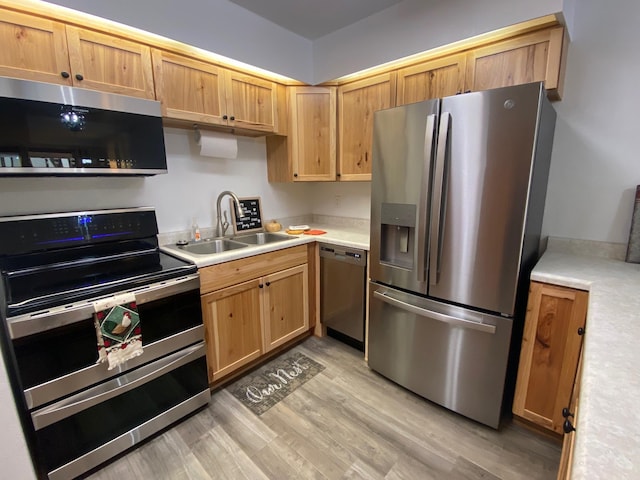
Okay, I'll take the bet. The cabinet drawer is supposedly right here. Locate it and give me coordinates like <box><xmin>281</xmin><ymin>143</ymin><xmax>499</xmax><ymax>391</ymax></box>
<box><xmin>199</xmin><ymin>245</ymin><xmax>307</xmax><ymax>294</ymax></box>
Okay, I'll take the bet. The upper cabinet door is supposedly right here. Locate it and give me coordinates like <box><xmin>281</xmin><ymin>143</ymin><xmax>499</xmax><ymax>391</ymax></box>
<box><xmin>224</xmin><ymin>71</ymin><xmax>278</xmax><ymax>133</ymax></box>
<box><xmin>0</xmin><ymin>9</ymin><xmax>71</xmax><ymax>85</ymax></box>
<box><xmin>65</xmin><ymin>26</ymin><xmax>155</xmax><ymax>99</ymax></box>
<box><xmin>291</xmin><ymin>86</ymin><xmax>337</xmax><ymax>181</ymax></box>
<box><xmin>338</xmin><ymin>72</ymin><xmax>396</xmax><ymax>181</ymax></box>
<box><xmin>152</xmin><ymin>50</ymin><xmax>226</xmax><ymax>125</ymax></box>
<box><xmin>465</xmin><ymin>26</ymin><xmax>566</xmax><ymax>99</ymax></box>
<box><xmin>396</xmin><ymin>53</ymin><xmax>466</xmax><ymax>105</ymax></box>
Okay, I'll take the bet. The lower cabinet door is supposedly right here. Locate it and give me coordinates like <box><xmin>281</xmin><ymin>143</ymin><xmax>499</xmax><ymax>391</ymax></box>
<box><xmin>201</xmin><ymin>279</ymin><xmax>263</xmax><ymax>382</ymax></box>
<box><xmin>513</xmin><ymin>282</ymin><xmax>588</xmax><ymax>433</ymax></box>
<box><xmin>263</xmin><ymin>264</ymin><xmax>309</xmax><ymax>352</ymax></box>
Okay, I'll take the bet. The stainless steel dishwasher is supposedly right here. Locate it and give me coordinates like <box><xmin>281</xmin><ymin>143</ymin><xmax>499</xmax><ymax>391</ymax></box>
<box><xmin>320</xmin><ymin>243</ymin><xmax>367</xmax><ymax>351</ymax></box>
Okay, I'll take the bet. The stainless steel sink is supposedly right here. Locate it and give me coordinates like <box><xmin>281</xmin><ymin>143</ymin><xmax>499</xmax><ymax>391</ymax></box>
<box><xmin>178</xmin><ymin>238</ymin><xmax>248</xmax><ymax>255</ymax></box>
<box><xmin>232</xmin><ymin>232</ymin><xmax>291</xmax><ymax>245</ymax></box>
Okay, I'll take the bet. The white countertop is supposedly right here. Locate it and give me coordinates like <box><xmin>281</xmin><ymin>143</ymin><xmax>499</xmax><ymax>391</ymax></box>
<box><xmin>531</xmin><ymin>251</ymin><xmax>640</xmax><ymax>479</ymax></box>
<box><xmin>160</xmin><ymin>223</ymin><xmax>370</xmax><ymax>268</ymax></box>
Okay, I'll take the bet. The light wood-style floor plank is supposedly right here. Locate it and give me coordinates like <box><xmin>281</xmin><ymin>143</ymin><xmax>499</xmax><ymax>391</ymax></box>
<box><xmin>87</xmin><ymin>336</ymin><xmax>560</xmax><ymax>480</ymax></box>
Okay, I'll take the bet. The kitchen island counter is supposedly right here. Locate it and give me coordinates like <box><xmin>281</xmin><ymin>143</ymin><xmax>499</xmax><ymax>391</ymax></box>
<box><xmin>531</xmin><ymin>249</ymin><xmax>640</xmax><ymax>480</ymax></box>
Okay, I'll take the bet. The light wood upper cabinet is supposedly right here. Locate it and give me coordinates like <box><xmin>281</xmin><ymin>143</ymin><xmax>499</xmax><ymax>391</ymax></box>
<box><xmin>224</xmin><ymin>71</ymin><xmax>279</xmax><ymax>133</ymax></box>
<box><xmin>263</xmin><ymin>264</ymin><xmax>309</xmax><ymax>352</ymax></box>
<box><xmin>152</xmin><ymin>50</ymin><xmax>226</xmax><ymax>125</ymax></box>
<box><xmin>396</xmin><ymin>53</ymin><xmax>466</xmax><ymax>105</ymax></box>
<box><xmin>201</xmin><ymin>278</ymin><xmax>263</xmax><ymax>383</ymax></box>
<box><xmin>0</xmin><ymin>9</ymin><xmax>71</xmax><ymax>85</ymax></box>
<box><xmin>338</xmin><ymin>73</ymin><xmax>396</xmax><ymax>181</ymax></box>
<box><xmin>513</xmin><ymin>282</ymin><xmax>587</xmax><ymax>434</ymax></box>
<box><xmin>0</xmin><ymin>9</ymin><xmax>154</xmax><ymax>98</ymax></box>
<box><xmin>65</xmin><ymin>27</ymin><xmax>155</xmax><ymax>99</ymax></box>
<box><xmin>465</xmin><ymin>26</ymin><xmax>566</xmax><ymax>100</ymax></box>
<box><xmin>266</xmin><ymin>86</ymin><xmax>337</xmax><ymax>182</ymax></box>
<box><xmin>153</xmin><ymin>50</ymin><xmax>280</xmax><ymax>133</ymax></box>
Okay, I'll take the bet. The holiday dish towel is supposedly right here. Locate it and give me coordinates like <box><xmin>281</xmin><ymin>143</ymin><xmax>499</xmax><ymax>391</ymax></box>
<box><xmin>93</xmin><ymin>292</ymin><xmax>143</xmax><ymax>370</ymax></box>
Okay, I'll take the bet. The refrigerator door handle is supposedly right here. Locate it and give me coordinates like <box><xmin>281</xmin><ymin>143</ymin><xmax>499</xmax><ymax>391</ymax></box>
<box><xmin>417</xmin><ymin>113</ymin><xmax>437</xmax><ymax>283</ymax></box>
<box><xmin>373</xmin><ymin>290</ymin><xmax>496</xmax><ymax>334</ymax></box>
<box><xmin>429</xmin><ymin>111</ymin><xmax>450</xmax><ymax>286</ymax></box>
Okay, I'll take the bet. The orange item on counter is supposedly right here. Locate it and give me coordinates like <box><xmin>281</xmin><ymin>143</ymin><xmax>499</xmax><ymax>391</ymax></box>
<box><xmin>303</xmin><ymin>229</ymin><xmax>327</xmax><ymax>235</ymax></box>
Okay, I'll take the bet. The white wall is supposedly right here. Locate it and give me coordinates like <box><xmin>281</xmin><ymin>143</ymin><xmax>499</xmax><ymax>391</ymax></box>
<box><xmin>0</xmin><ymin>129</ymin><xmax>314</xmax><ymax>232</ymax></box>
<box><xmin>542</xmin><ymin>0</ymin><xmax>640</xmax><ymax>243</ymax></box>
<box><xmin>312</xmin><ymin>0</ymin><xmax>563</xmax><ymax>83</ymax></box>
<box><xmin>43</xmin><ymin>0</ymin><xmax>314</xmax><ymax>84</ymax></box>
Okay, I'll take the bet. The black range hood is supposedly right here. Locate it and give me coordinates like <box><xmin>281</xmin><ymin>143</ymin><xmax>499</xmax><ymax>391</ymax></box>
<box><xmin>0</xmin><ymin>76</ymin><xmax>167</xmax><ymax>176</ymax></box>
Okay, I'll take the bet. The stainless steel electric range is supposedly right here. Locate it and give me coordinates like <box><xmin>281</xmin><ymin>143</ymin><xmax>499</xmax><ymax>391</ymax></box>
<box><xmin>0</xmin><ymin>207</ymin><xmax>210</xmax><ymax>480</ymax></box>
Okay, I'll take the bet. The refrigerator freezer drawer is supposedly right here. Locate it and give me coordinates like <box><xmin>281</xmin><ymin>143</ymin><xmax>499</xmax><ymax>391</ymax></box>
<box><xmin>368</xmin><ymin>282</ymin><xmax>513</xmax><ymax>428</ymax></box>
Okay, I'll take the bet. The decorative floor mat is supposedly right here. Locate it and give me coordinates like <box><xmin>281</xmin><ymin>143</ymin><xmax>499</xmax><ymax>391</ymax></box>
<box><xmin>227</xmin><ymin>350</ymin><xmax>325</xmax><ymax>415</ymax></box>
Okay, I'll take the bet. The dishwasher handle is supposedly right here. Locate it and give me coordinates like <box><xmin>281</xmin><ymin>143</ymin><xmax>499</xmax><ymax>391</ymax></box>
<box><xmin>320</xmin><ymin>245</ymin><xmax>367</xmax><ymax>267</ymax></box>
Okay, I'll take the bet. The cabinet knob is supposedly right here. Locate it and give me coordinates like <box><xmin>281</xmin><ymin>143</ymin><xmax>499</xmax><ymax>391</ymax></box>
<box><xmin>222</xmin><ymin>115</ymin><xmax>228</xmax><ymax>120</ymax></box>
<box><xmin>577</xmin><ymin>327</ymin><xmax>585</xmax><ymax>336</ymax></box>
<box><xmin>229</xmin><ymin>116</ymin><xmax>235</xmax><ymax>121</ymax></box>
<box><xmin>293</xmin><ymin>173</ymin><xmax>298</xmax><ymax>177</ymax></box>
<box><xmin>563</xmin><ymin>419</ymin><xmax>576</xmax><ymax>434</ymax></box>
<box><xmin>336</xmin><ymin>173</ymin><xmax>341</xmax><ymax>177</ymax></box>
<box><xmin>265</xmin><ymin>281</ymin><xmax>271</xmax><ymax>287</ymax></box>
<box><xmin>562</xmin><ymin>407</ymin><xmax>574</xmax><ymax>418</ymax></box>
<box><xmin>259</xmin><ymin>283</ymin><xmax>264</xmax><ymax>288</ymax></box>
<box><xmin>61</xmin><ymin>71</ymin><xmax>70</xmax><ymax>79</ymax></box>
<box><xmin>75</xmin><ymin>73</ymin><xmax>84</xmax><ymax>81</ymax></box>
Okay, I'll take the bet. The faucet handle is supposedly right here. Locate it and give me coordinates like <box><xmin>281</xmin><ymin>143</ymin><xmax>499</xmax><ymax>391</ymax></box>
<box><xmin>222</xmin><ymin>211</ymin><xmax>230</xmax><ymax>236</ymax></box>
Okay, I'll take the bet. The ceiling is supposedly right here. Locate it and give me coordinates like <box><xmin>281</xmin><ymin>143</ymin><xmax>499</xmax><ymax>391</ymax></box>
<box><xmin>228</xmin><ymin>0</ymin><xmax>404</xmax><ymax>39</ymax></box>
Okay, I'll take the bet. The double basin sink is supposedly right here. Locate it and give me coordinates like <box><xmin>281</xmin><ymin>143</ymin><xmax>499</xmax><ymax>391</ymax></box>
<box><xmin>177</xmin><ymin>232</ymin><xmax>291</xmax><ymax>255</ymax></box>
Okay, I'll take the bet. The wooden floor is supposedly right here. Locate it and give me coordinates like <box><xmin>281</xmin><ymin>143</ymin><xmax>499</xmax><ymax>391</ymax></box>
<box><xmin>87</xmin><ymin>336</ymin><xmax>561</xmax><ymax>480</ymax></box>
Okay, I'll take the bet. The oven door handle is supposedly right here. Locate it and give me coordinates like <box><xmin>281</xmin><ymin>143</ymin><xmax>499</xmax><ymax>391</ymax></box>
<box><xmin>31</xmin><ymin>342</ymin><xmax>205</xmax><ymax>430</ymax></box>
<box><xmin>7</xmin><ymin>273</ymin><xmax>200</xmax><ymax>339</ymax></box>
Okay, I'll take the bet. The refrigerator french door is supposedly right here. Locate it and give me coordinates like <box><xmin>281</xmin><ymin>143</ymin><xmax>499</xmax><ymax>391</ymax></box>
<box><xmin>368</xmin><ymin>82</ymin><xmax>556</xmax><ymax>428</ymax></box>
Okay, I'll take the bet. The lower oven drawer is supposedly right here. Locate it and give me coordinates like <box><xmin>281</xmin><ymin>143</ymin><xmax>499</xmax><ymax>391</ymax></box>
<box><xmin>31</xmin><ymin>342</ymin><xmax>209</xmax><ymax>480</ymax></box>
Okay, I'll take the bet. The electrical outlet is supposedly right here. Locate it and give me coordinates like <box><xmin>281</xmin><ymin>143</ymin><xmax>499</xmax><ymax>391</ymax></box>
<box><xmin>334</xmin><ymin>194</ymin><xmax>342</xmax><ymax>207</ymax></box>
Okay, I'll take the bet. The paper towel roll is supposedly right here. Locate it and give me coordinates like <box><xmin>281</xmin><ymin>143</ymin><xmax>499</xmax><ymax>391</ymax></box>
<box><xmin>195</xmin><ymin>129</ymin><xmax>238</xmax><ymax>159</ymax></box>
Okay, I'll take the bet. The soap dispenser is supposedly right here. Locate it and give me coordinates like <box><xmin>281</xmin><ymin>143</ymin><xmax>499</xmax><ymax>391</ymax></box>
<box><xmin>192</xmin><ymin>218</ymin><xmax>201</xmax><ymax>242</ymax></box>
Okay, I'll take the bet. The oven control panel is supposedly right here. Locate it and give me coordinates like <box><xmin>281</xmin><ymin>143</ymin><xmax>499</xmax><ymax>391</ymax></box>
<box><xmin>0</xmin><ymin>208</ymin><xmax>159</xmax><ymax>255</ymax></box>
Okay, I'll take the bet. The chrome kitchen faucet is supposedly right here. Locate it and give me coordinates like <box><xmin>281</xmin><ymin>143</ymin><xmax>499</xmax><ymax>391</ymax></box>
<box><xmin>215</xmin><ymin>190</ymin><xmax>244</xmax><ymax>237</ymax></box>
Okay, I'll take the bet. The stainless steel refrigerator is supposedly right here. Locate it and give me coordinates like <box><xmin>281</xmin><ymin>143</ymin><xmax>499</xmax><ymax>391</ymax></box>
<box><xmin>368</xmin><ymin>82</ymin><xmax>556</xmax><ymax>429</ymax></box>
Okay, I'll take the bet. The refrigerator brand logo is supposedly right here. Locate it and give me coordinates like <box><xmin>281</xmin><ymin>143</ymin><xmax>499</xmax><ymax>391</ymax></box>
<box><xmin>504</xmin><ymin>99</ymin><xmax>516</xmax><ymax>110</ymax></box>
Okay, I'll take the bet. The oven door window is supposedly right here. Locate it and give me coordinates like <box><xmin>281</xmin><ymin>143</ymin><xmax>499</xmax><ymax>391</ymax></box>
<box><xmin>13</xmin><ymin>289</ymin><xmax>202</xmax><ymax>390</ymax></box>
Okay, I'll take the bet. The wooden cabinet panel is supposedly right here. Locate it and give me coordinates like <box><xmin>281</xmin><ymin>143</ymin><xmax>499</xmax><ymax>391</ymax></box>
<box><xmin>200</xmin><ymin>247</ymin><xmax>311</xmax><ymax>383</ymax></box>
<box><xmin>0</xmin><ymin>9</ymin><xmax>71</xmax><ymax>85</ymax></box>
<box><xmin>66</xmin><ymin>26</ymin><xmax>154</xmax><ymax>99</ymax></box>
<box><xmin>513</xmin><ymin>282</ymin><xmax>587</xmax><ymax>434</ymax></box>
<box><xmin>199</xmin><ymin>245</ymin><xmax>308</xmax><ymax>294</ymax></box>
<box><xmin>557</xmin><ymin>350</ymin><xmax>582</xmax><ymax>479</ymax></box>
<box><xmin>225</xmin><ymin>71</ymin><xmax>278</xmax><ymax>133</ymax></box>
<box><xmin>201</xmin><ymin>279</ymin><xmax>263</xmax><ymax>383</ymax></box>
<box><xmin>267</xmin><ymin>86</ymin><xmax>337</xmax><ymax>182</ymax></box>
<box><xmin>396</xmin><ymin>53</ymin><xmax>466</xmax><ymax>105</ymax></box>
<box><xmin>291</xmin><ymin>87</ymin><xmax>336</xmax><ymax>181</ymax></box>
<box><xmin>153</xmin><ymin>50</ymin><xmax>279</xmax><ymax>133</ymax></box>
<box><xmin>152</xmin><ymin>50</ymin><xmax>226</xmax><ymax>125</ymax></box>
<box><xmin>465</xmin><ymin>26</ymin><xmax>566</xmax><ymax>99</ymax></box>
<box><xmin>338</xmin><ymin>73</ymin><xmax>396</xmax><ymax>181</ymax></box>
<box><xmin>263</xmin><ymin>264</ymin><xmax>309</xmax><ymax>352</ymax></box>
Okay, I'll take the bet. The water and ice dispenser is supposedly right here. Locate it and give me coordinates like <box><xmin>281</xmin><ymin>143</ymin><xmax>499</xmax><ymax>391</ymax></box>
<box><xmin>379</xmin><ymin>203</ymin><xmax>416</xmax><ymax>270</ymax></box>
